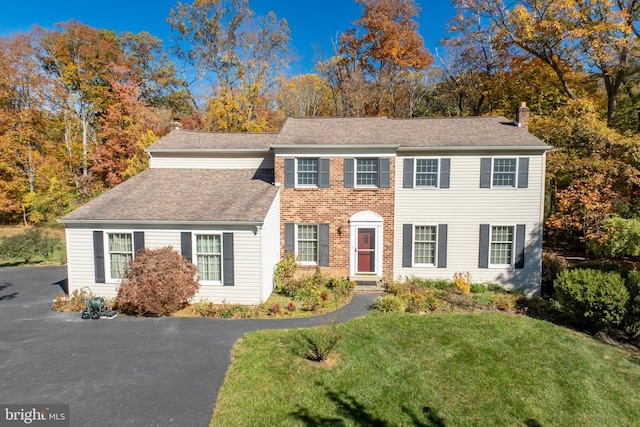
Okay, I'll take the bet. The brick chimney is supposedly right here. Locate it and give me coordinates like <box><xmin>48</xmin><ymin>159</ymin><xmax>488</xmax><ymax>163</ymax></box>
<box><xmin>516</xmin><ymin>102</ymin><xmax>530</xmax><ymax>131</ymax></box>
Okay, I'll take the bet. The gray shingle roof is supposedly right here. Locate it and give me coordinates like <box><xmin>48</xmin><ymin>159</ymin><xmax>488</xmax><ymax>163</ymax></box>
<box><xmin>274</xmin><ymin>116</ymin><xmax>549</xmax><ymax>148</ymax></box>
<box><xmin>147</xmin><ymin>129</ymin><xmax>277</xmax><ymax>152</ymax></box>
<box><xmin>60</xmin><ymin>169</ymin><xmax>278</xmax><ymax>224</ymax></box>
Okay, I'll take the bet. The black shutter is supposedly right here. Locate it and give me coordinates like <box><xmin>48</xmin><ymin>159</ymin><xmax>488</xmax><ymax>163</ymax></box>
<box><xmin>480</xmin><ymin>158</ymin><xmax>492</xmax><ymax>188</ymax></box>
<box><xmin>379</xmin><ymin>158</ymin><xmax>390</xmax><ymax>188</ymax></box>
<box><xmin>344</xmin><ymin>158</ymin><xmax>354</xmax><ymax>188</ymax></box>
<box><xmin>518</xmin><ymin>157</ymin><xmax>529</xmax><ymax>188</ymax></box>
<box><xmin>284</xmin><ymin>223</ymin><xmax>295</xmax><ymax>254</ymax></box>
<box><xmin>223</xmin><ymin>233</ymin><xmax>234</xmax><ymax>286</ymax></box>
<box><xmin>403</xmin><ymin>224</ymin><xmax>413</xmax><ymax>268</ymax></box>
<box><xmin>515</xmin><ymin>224</ymin><xmax>526</xmax><ymax>269</ymax></box>
<box><xmin>403</xmin><ymin>158</ymin><xmax>414</xmax><ymax>189</ymax></box>
<box><xmin>93</xmin><ymin>231</ymin><xmax>105</xmax><ymax>284</ymax></box>
<box><xmin>180</xmin><ymin>232</ymin><xmax>192</xmax><ymax>262</ymax></box>
<box><xmin>479</xmin><ymin>224</ymin><xmax>490</xmax><ymax>268</ymax></box>
<box><xmin>437</xmin><ymin>224</ymin><xmax>448</xmax><ymax>268</ymax></box>
<box><xmin>440</xmin><ymin>158</ymin><xmax>451</xmax><ymax>189</ymax></box>
<box><xmin>284</xmin><ymin>158</ymin><xmax>295</xmax><ymax>188</ymax></box>
<box><xmin>319</xmin><ymin>224</ymin><xmax>330</xmax><ymax>266</ymax></box>
<box><xmin>133</xmin><ymin>231</ymin><xmax>145</xmax><ymax>254</ymax></box>
<box><xmin>318</xmin><ymin>158</ymin><xmax>330</xmax><ymax>188</ymax></box>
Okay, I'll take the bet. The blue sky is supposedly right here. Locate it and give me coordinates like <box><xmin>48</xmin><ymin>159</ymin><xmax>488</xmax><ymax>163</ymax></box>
<box><xmin>1</xmin><ymin>0</ymin><xmax>456</xmax><ymax>74</ymax></box>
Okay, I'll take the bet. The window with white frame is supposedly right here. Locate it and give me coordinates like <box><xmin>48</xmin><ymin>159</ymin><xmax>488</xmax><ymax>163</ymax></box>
<box><xmin>356</xmin><ymin>159</ymin><xmax>378</xmax><ymax>187</ymax></box>
<box><xmin>492</xmin><ymin>158</ymin><xmax>517</xmax><ymax>187</ymax></box>
<box><xmin>195</xmin><ymin>234</ymin><xmax>222</xmax><ymax>281</ymax></box>
<box><xmin>297</xmin><ymin>224</ymin><xmax>318</xmax><ymax>264</ymax></box>
<box><xmin>490</xmin><ymin>226</ymin><xmax>514</xmax><ymax>266</ymax></box>
<box><xmin>414</xmin><ymin>225</ymin><xmax>437</xmax><ymax>265</ymax></box>
<box><xmin>416</xmin><ymin>158</ymin><xmax>439</xmax><ymax>188</ymax></box>
<box><xmin>108</xmin><ymin>233</ymin><xmax>133</xmax><ymax>279</ymax></box>
<box><xmin>297</xmin><ymin>158</ymin><xmax>318</xmax><ymax>186</ymax></box>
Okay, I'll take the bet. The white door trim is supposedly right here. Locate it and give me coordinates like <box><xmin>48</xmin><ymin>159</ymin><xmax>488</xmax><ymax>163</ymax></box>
<box><xmin>349</xmin><ymin>211</ymin><xmax>383</xmax><ymax>277</ymax></box>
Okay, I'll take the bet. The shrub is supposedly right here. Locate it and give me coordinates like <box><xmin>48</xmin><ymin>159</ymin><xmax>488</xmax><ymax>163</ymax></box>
<box><xmin>274</xmin><ymin>252</ymin><xmax>298</xmax><ymax>295</ymax></box>
<box><xmin>116</xmin><ymin>247</ymin><xmax>199</xmax><ymax>316</ymax></box>
<box><xmin>454</xmin><ymin>272</ymin><xmax>471</xmax><ymax>294</ymax></box>
<box><xmin>304</xmin><ymin>320</ymin><xmax>343</xmax><ymax>362</ymax></box>
<box><xmin>52</xmin><ymin>288</ymin><xmax>92</xmax><ymax>312</ymax></box>
<box><xmin>624</xmin><ymin>270</ymin><xmax>640</xmax><ymax>337</ymax></box>
<box><xmin>373</xmin><ymin>295</ymin><xmax>405</xmax><ymax>313</ymax></box>
<box><xmin>542</xmin><ymin>252</ymin><xmax>568</xmax><ymax>296</ymax></box>
<box><xmin>0</xmin><ymin>228</ymin><xmax>62</xmax><ymax>264</ymax></box>
<box><xmin>553</xmin><ymin>268</ymin><xmax>629</xmax><ymax>330</ymax></box>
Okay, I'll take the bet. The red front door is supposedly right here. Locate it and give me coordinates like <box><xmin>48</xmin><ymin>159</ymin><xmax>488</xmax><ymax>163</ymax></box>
<box><xmin>357</xmin><ymin>228</ymin><xmax>376</xmax><ymax>273</ymax></box>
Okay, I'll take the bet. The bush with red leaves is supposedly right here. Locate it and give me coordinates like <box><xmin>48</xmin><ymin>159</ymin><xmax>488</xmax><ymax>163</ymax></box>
<box><xmin>116</xmin><ymin>246</ymin><xmax>199</xmax><ymax>316</ymax></box>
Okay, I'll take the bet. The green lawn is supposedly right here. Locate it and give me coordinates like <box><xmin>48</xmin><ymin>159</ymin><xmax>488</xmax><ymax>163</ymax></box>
<box><xmin>211</xmin><ymin>312</ymin><xmax>640</xmax><ymax>426</ymax></box>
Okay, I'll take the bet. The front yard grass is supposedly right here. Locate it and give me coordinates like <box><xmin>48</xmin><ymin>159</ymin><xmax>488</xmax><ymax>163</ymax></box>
<box><xmin>211</xmin><ymin>312</ymin><xmax>640</xmax><ymax>426</ymax></box>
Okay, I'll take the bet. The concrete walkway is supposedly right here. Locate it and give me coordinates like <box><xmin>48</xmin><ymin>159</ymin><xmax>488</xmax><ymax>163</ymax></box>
<box><xmin>0</xmin><ymin>266</ymin><xmax>380</xmax><ymax>426</ymax></box>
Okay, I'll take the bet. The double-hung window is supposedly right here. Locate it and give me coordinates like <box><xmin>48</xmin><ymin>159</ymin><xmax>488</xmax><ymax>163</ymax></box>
<box><xmin>490</xmin><ymin>226</ymin><xmax>514</xmax><ymax>266</ymax></box>
<box><xmin>414</xmin><ymin>225</ymin><xmax>437</xmax><ymax>265</ymax></box>
<box><xmin>296</xmin><ymin>224</ymin><xmax>318</xmax><ymax>264</ymax></box>
<box><xmin>480</xmin><ymin>157</ymin><xmax>529</xmax><ymax>189</ymax></box>
<box><xmin>415</xmin><ymin>159</ymin><xmax>439</xmax><ymax>188</ymax></box>
<box><xmin>195</xmin><ymin>234</ymin><xmax>222</xmax><ymax>281</ymax></box>
<box><xmin>297</xmin><ymin>158</ymin><xmax>318</xmax><ymax>186</ymax></box>
<box><xmin>492</xmin><ymin>158</ymin><xmax>517</xmax><ymax>188</ymax></box>
<box><xmin>108</xmin><ymin>233</ymin><xmax>133</xmax><ymax>279</ymax></box>
<box><xmin>356</xmin><ymin>159</ymin><xmax>378</xmax><ymax>187</ymax></box>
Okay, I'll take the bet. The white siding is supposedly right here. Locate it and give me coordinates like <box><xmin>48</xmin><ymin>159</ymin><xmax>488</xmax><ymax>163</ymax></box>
<box><xmin>149</xmin><ymin>153</ymin><xmax>274</xmax><ymax>170</ymax></box>
<box><xmin>394</xmin><ymin>152</ymin><xmax>545</xmax><ymax>295</ymax></box>
<box><xmin>65</xmin><ymin>225</ymin><xmax>271</xmax><ymax>304</ymax></box>
<box><xmin>260</xmin><ymin>190</ymin><xmax>280</xmax><ymax>301</ymax></box>
<box><xmin>194</xmin><ymin>230</ymin><xmax>264</xmax><ymax>304</ymax></box>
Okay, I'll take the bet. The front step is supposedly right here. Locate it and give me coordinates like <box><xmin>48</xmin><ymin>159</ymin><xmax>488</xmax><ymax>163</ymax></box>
<box><xmin>351</xmin><ymin>276</ymin><xmax>385</xmax><ymax>293</ymax></box>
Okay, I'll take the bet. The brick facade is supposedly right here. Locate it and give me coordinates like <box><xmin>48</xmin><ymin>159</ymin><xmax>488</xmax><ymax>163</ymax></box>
<box><xmin>275</xmin><ymin>156</ymin><xmax>395</xmax><ymax>280</ymax></box>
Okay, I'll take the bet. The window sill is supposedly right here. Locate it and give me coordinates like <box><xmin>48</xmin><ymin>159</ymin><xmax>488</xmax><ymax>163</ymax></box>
<box><xmin>293</xmin><ymin>187</ymin><xmax>320</xmax><ymax>191</ymax></box>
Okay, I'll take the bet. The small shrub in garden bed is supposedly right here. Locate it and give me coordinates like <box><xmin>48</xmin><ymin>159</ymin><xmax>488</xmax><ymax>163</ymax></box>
<box><xmin>52</xmin><ymin>288</ymin><xmax>92</xmax><ymax>312</ymax></box>
<box><xmin>374</xmin><ymin>295</ymin><xmax>405</xmax><ymax>313</ymax></box>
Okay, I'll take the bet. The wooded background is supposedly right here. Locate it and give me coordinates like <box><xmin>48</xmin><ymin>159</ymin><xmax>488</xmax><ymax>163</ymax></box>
<box><xmin>2</xmin><ymin>0</ymin><xmax>640</xmax><ymax>256</ymax></box>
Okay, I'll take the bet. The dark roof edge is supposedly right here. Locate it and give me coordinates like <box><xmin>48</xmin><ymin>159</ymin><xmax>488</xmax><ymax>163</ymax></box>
<box><xmin>146</xmin><ymin>148</ymin><xmax>272</xmax><ymax>154</ymax></box>
<box><xmin>58</xmin><ymin>219</ymin><xmax>265</xmax><ymax>226</ymax></box>
<box><xmin>396</xmin><ymin>145</ymin><xmax>552</xmax><ymax>152</ymax></box>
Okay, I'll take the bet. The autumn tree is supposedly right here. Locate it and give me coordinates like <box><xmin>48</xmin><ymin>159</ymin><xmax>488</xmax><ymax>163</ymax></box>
<box><xmin>168</xmin><ymin>0</ymin><xmax>290</xmax><ymax>131</ymax></box>
<box><xmin>0</xmin><ymin>33</ymin><xmax>75</xmax><ymax>224</ymax></box>
<box><xmin>332</xmin><ymin>0</ymin><xmax>433</xmax><ymax>116</ymax></box>
<box><xmin>532</xmin><ymin>99</ymin><xmax>640</xmax><ymax>247</ymax></box>
<box><xmin>276</xmin><ymin>74</ymin><xmax>335</xmax><ymax>118</ymax></box>
<box><xmin>448</xmin><ymin>0</ymin><xmax>640</xmax><ymax>127</ymax></box>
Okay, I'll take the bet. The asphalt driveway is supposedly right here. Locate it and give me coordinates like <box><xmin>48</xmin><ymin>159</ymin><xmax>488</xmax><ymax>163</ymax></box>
<box><xmin>0</xmin><ymin>266</ymin><xmax>378</xmax><ymax>426</ymax></box>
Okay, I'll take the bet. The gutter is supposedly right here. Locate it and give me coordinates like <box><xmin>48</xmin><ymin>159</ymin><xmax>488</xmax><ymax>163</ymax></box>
<box><xmin>58</xmin><ymin>219</ymin><xmax>265</xmax><ymax>227</ymax></box>
<box><xmin>396</xmin><ymin>145</ymin><xmax>552</xmax><ymax>152</ymax></box>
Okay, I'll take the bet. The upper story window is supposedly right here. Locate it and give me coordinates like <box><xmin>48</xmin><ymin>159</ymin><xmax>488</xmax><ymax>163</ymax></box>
<box><xmin>284</xmin><ymin>158</ymin><xmax>329</xmax><ymax>188</ymax></box>
<box><xmin>356</xmin><ymin>159</ymin><xmax>378</xmax><ymax>187</ymax></box>
<box><xmin>297</xmin><ymin>158</ymin><xmax>318</xmax><ymax>186</ymax></box>
<box><xmin>492</xmin><ymin>158</ymin><xmax>517</xmax><ymax>187</ymax></box>
<box><xmin>108</xmin><ymin>233</ymin><xmax>133</xmax><ymax>279</ymax></box>
<box><xmin>416</xmin><ymin>159</ymin><xmax>439</xmax><ymax>188</ymax></box>
<box><xmin>403</xmin><ymin>158</ymin><xmax>450</xmax><ymax>189</ymax></box>
<box><xmin>480</xmin><ymin>157</ymin><xmax>529</xmax><ymax>189</ymax></box>
<box><xmin>344</xmin><ymin>158</ymin><xmax>391</xmax><ymax>188</ymax></box>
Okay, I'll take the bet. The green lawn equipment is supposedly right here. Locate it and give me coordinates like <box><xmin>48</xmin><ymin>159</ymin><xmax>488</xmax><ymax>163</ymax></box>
<box><xmin>81</xmin><ymin>289</ymin><xmax>117</xmax><ymax>319</ymax></box>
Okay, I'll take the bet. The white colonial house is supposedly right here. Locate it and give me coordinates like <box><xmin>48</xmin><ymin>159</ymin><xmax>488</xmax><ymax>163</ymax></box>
<box><xmin>60</xmin><ymin>104</ymin><xmax>550</xmax><ymax>303</ymax></box>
